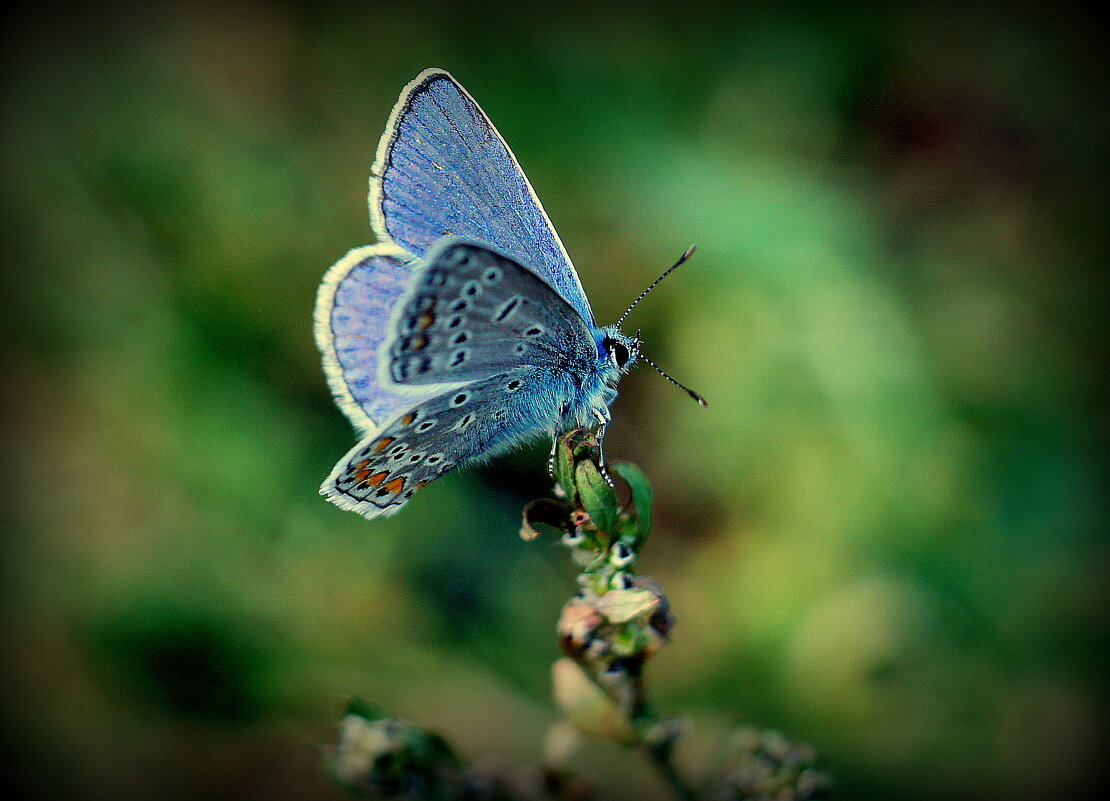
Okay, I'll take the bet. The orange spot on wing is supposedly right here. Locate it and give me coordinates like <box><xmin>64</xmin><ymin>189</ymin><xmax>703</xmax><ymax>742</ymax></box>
<box><xmin>374</xmin><ymin>437</ymin><xmax>395</xmax><ymax>452</ymax></box>
<box><xmin>401</xmin><ymin>412</ymin><xmax>416</xmax><ymax>425</ymax></box>
<box><xmin>368</xmin><ymin>471</ymin><xmax>388</xmax><ymax>487</ymax></box>
<box><xmin>385</xmin><ymin>477</ymin><xmax>406</xmax><ymax>494</ymax></box>
<box><xmin>417</xmin><ymin>313</ymin><xmax>435</xmax><ymax>330</ymax></box>
<box><xmin>356</xmin><ymin>468</ymin><xmax>371</xmax><ymax>482</ymax></box>
<box><xmin>416</xmin><ymin>481</ymin><xmax>427</xmax><ymax>490</ymax></box>
<box><xmin>410</xmin><ymin>335</ymin><xmax>428</xmax><ymax>350</ymax></box>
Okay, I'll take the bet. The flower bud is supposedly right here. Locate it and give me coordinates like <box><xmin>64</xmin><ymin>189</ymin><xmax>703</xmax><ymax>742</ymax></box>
<box><xmin>551</xmin><ymin>658</ymin><xmax>639</xmax><ymax>746</ymax></box>
<box><xmin>704</xmin><ymin>726</ymin><xmax>831</xmax><ymax>800</ymax></box>
<box><xmin>328</xmin><ymin>703</ymin><xmax>460</xmax><ymax>799</ymax></box>
<box><xmin>557</xmin><ymin>597</ymin><xmax>603</xmax><ymax>656</ymax></box>
<box><xmin>608</xmin><ymin>540</ymin><xmax>635</xmax><ymax>568</ymax></box>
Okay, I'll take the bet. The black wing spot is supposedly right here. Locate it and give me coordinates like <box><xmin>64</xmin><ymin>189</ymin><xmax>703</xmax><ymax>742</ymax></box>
<box><xmin>525</xmin><ymin>326</ymin><xmax>544</xmax><ymax>337</ymax></box>
<box><xmin>449</xmin><ymin>350</ymin><xmax>467</xmax><ymax>367</ymax></box>
<box><xmin>452</xmin><ymin>332</ymin><xmax>469</xmax><ymax>345</ymax></box>
<box><xmin>447</xmin><ymin>315</ymin><xmax>463</xmax><ymax>329</ymax></box>
<box><xmin>449</xmin><ymin>298</ymin><xmax>468</xmax><ymax>312</ymax></box>
<box><xmin>483</xmin><ymin>267</ymin><xmax>502</xmax><ymax>284</ymax></box>
<box><xmin>395</xmin><ymin>355</ymin><xmax>432</xmax><ymax>380</ymax></box>
<box><xmin>514</xmin><ymin>343</ymin><xmax>527</xmax><ymax>355</ymax></box>
<box><xmin>494</xmin><ymin>297</ymin><xmax>520</xmax><ymax>322</ymax></box>
<box><xmin>427</xmin><ymin>454</ymin><xmax>443</xmax><ymax>464</ymax></box>
<box><xmin>416</xmin><ymin>420</ymin><xmax>436</xmax><ymax>432</ymax></box>
<box><xmin>451</xmin><ymin>393</ymin><xmax>468</xmax><ymax>406</ymax></box>
<box><xmin>463</xmin><ymin>281</ymin><xmax>481</xmax><ymax>297</ymax></box>
<box><xmin>506</xmin><ymin>379</ymin><xmax>522</xmax><ymax>392</ymax></box>
<box><xmin>455</xmin><ymin>414</ymin><xmax>474</xmax><ymax>430</ymax></box>
<box><xmin>444</xmin><ymin>247</ymin><xmax>470</xmax><ymax>268</ymax></box>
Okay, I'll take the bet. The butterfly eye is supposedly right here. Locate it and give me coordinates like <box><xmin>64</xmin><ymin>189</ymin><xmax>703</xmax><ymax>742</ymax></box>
<box><xmin>609</xmin><ymin>341</ymin><xmax>630</xmax><ymax>368</ymax></box>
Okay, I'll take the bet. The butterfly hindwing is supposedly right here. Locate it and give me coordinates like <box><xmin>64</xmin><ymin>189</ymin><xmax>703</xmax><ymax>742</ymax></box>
<box><xmin>371</xmin><ymin>69</ymin><xmax>596</xmax><ymax>326</ymax></box>
<box><xmin>385</xmin><ymin>239</ymin><xmax>598</xmax><ymax>386</ymax></box>
<box><xmin>324</xmin><ymin>366</ymin><xmax>569</xmax><ymax>518</ymax></box>
<box><xmin>314</xmin><ymin>243</ymin><xmax>437</xmax><ymax>435</ymax></box>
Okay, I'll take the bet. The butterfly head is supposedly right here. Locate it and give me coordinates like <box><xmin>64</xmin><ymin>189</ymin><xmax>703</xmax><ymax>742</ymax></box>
<box><xmin>599</xmin><ymin>328</ymin><xmax>642</xmax><ymax>376</ymax></box>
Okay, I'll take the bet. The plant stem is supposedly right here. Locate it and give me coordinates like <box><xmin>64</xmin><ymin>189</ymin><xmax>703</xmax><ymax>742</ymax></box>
<box><xmin>643</xmin><ymin>743</ymin><xmax>697</xmax><ymax>801</ymax></box>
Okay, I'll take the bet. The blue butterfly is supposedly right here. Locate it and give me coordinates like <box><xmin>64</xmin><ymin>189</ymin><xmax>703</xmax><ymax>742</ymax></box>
<box><xmin>316</xmin><ymin>68</ymin><xmax>702</xmax><ymax>519</ymax></box>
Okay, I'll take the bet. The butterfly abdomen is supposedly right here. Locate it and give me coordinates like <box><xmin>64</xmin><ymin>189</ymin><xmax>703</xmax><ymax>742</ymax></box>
<box><xmin>462</xmin><ymin>368</ymin><xmax>583</xmax><ymax>459</ymax></box>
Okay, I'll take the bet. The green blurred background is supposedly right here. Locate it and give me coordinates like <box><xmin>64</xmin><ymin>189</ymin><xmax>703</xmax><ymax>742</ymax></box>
<box><xmin>2</xmin><ymin>2</ymin><xmax>1105</xmax><ymax>799</ymax></box>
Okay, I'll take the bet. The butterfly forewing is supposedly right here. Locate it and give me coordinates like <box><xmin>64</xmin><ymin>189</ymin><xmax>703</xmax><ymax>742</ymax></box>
<box><xmin>372</xmin><ymin>69</ymin><xmax>596</xmax><ymax>325</ymax></box>
<box><xmin>324</xmin><ymin>366</ymin><xmax>562</xmax><ymax>518</ymax></box>
<box><xmin>386</xmin><ymin>240</ymin><xmax>597</xmax><ymax>386</ymax></box>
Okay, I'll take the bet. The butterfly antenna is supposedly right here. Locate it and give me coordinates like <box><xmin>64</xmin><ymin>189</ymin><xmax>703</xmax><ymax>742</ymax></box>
<box><xmin>616</xmin><ymin>245</ymin><xmax>698</xmax><ymax>329</ymax></box>
<box><xmin>640</xmin><ymin>352</ymin><xmax>708</xmax><ymax>407</ymax></box>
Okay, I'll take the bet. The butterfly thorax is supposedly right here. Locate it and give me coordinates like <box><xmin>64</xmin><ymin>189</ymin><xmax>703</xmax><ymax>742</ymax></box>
<box><xmin>552</xmin><ymin>325</ymin><xmax>640</xmax><ymax>430</ymax></box>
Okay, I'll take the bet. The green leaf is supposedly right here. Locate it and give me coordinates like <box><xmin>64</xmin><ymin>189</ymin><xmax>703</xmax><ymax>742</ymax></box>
<box><xmin>575</xmin><ymin>460</ymin><xmax>619</xmax><ymax>532</ymax></box>
<box><xmin>554</xmin><ymin>430</ymin><xmax>580</xmax><ymax>503</ymax></box>
<box><xmin>406</xmin><ymin>728</ymin><xmax>462</xmax><ymax>770</ymax></box>
<box><xmin>612</xmin><ymin>461</ymin><xmax>653</xmax><ymax>536</ymax></box>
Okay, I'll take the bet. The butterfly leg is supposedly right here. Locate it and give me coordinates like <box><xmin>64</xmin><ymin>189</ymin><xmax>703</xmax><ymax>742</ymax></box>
<box><xmin>593</xmin><ymin>409</ymin><xmax>615</xmax><ymax>489</ymax></box>
<box><xmin>597</xmin><ymin>426</ymin><xmax>614</xmax><ymax>488</ymax></box>
<box><xmin>547</xmin><ymin>435</ymin><xmax>558</xmax><ymax>480</ymax></box>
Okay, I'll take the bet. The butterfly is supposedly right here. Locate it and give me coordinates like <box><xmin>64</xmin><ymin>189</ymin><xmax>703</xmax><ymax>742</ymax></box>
<box><xmin>315</xmin><ymin>68</ymin><xmax>703</xmax><ymax>520</ymax></box>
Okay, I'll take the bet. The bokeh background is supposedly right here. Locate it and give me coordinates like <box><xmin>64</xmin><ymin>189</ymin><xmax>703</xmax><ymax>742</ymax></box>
<box><xmin>2</xmin><ymin>2</ymin><xmax>1105</xmax><ymax>799</ymax></box>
